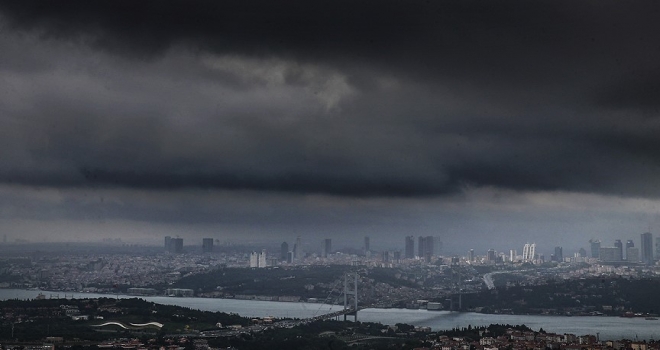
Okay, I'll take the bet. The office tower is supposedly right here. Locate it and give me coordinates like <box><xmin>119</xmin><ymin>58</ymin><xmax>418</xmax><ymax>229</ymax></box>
<box><xmin>614</xmin><ymin>240</ymin><xmax>623</xmax><ymax>261</ymax></box>
<box><xmin>172</xmin><ymin>238</ymin><xmax>183</xmax><ymax>253</ymax></box>
<box><xmin>295</xmin><ymin>236</ymin><xmax>302</xmax><ymax>258</ymax></box>
<box><xmin>250</xmin><ymin>252</ymin><xmax>259</xmax><ymax>267</ymax></box>
<box><xmin>381</xmin><ymin>251</ymin><xmax>389</xmax><ymax>263</ymax></box>
<box><xmin>280</xmin><ymin>242</ymin><xmax>289</xmax><ymax>261</ymax></box>
<box><xmin>287</xmin><ymin>251</ymin><xmax>294</xmax><ymax>264</ymax></box>
<box><xmin>323</xmin><ymin>238</ymin><xmax>332</xmax><ymax>258</ymax></box>
<box><xmin>364</xmin><ymin>236</ymin><xmax>370</xmax><ymax>253</ymax></box>
<box><xmin>425</xmin><ymin>236</ymin><xmax>434</xmax><ymax>260</ymax></box>
<box><xmin>404</xmin><ymin>236</ymin><xmax>415</xmax><ymax>259</ymax></box>
<box><xmin>510</xmin><ymin>249</ymin><xmax>516</xmax><ymax>262</ymax></box>
<box><xmin>626</xmin><ymin>247</ymin><xmax>640</xmax><ymax>263</ymax></box>
<box><xmin>554</xmin><ymin>246</ymin><xmax>563</xmax><ymax>262</ymax></box>
<box><xmin>468</xmin><ymin>249</ymin><xmax>475</xmax><ymax>262</ymax></box>
<box><xmin>259</xmin><ymin>249</ymin><xmax>268</xmax><ymax>267</ymax></box>
<box><xmin>487</xmin><ymin>249</ymin><xmax>496</xmax><ymax>261</ymax></box>
<box><xmin>202</xmin><ymin>238</ymin><xmax>214</xmax><ymax>253</ymax></box>
<box><xmin>418</xmin><ymin>236</ymin><xmax>425</xmax><ymax>258</ymax></box>
<box><xmin>641</xmin><ymin>232</ymin><xmax>653</xmax><ymax>264</ymax></box>
<box><xmin>435</xmin><ymin>236</ymin><xmax>443</xmax><ymax>256</ymax></box>
<box><xmin>589</xmin><ymin>239</ymin><xmax>601</xmax><ymax>259</ymax></box>
<box><xmin>164</xmin><ymin>236</ymin><xmax>172</xmax><ymax>251</ymax></box>
<box><xmin>626</xmin><ymin>240</ymin><xmax>634</xmax><ymax>248</ymax></box>
<box><xmin>522</xmin><ymin>243</ymin><xmax>536</xmax><ymax>262</ymax></box>
<box><xmin>578</xmin><ymin>248</ymin><xmax>587</xmax><ymax>258</ymax></box>
<box><xmin>418</xmin><ymin>236</ymin><xmax>434</xmax><ymax>262</ymax></box>
<box><xmin>393</xmin><ymin>251</ymin><xmax>401</xmax><ymax>263</ymax></box>
<box><xmin>599</xmin><ymin>247</ymin><xmax>621</xmax><ymax>262</ymax></box>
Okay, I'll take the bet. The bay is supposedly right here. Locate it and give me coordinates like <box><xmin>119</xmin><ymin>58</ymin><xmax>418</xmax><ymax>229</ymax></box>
<box><xmin>1</xmin><ymin>289</ymin><xmax>658</xmax><ymax>340</ymax></box>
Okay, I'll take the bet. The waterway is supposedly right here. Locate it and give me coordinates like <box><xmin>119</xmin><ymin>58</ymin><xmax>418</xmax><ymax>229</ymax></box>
<box><xmin>1</xmin><ymin>289</ymin><xmax>659</xmax><ymax>340</ymax></box>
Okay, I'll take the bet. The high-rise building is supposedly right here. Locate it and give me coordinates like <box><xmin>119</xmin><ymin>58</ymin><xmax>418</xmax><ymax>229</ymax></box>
<box><xmin>164</xmin><ymin>236</ymin><xmax>172</xmax><ymax>251</ymax></box>
<box><xmin>554</xmin><ymin>246</ymin><xmax>563</xmax><ymax>262</ymax></box>
<box><xmin>393</xmin><ymin>251</ymin><xmax>401</xmax><ymax>263</ymax></box>
<box><xmin>641</xmin><ymin>232</ymin><xmax>653</xmax><ymax>265</ymax></box>
<box><xmin>202</xmin><ymin>238</ymin><xmax>214</xmax><ymax>253</ymax></box>
<box><xmin>578</xmin><ymin>248</ymin><xmax>587</xmax><ymax>258</ymax></box>
<box><xmin>487</xmin><ymin>249</ymin><xmax>496</xmax><ymax>261</ymax></box>
<box><xmin>522</xmin><ymin>243</ymin><xmax>536</xmax><ymax>262</ymax></box>
<box><xmin>259</xmin><ymin>249</ymin><xmax>268</xmax><ymax>267</ymax></box>
<box><xmin>435</xmin><ymin>236</ymin><xmax>443</xmax><ymax>256</ymax></box>
<box><xmin>404</xmin><ymin>236</ymin><xmax>415</xmax><ymax>259</ymax></box>
<box><xmin>468</xmin><ymin>249</ymin><xmax>475</xmax><ymax>262</ymax></box>
<box><xmin>599</xmin><ymin>246</ymin><xmax>621</xmax><ymax>262</ymax></box>
<box><xmin>418</xmin><ymin>236</ymin><xmax>434</xmax><ymax>262</ymax></box>
<box><xmin>295</xmin><ymin>236</ymin><xmax>302</xmax><ymax>259</ymax></box>
<box><xmin>627</xmin><ymin>247</ymin><xmax>640</xmax><ymax>263</ymax></box>
<box><xmin>589</xmin><ymin>239</ymin><xmax>601</xmax><ymax>259</ymax></box>
<box><xmin>510</xmin><ymin>249</ymin><xmax>516</xmax><ymax>262</ymax></box>
<box><xmin>250</xmin><ymin>252</ymin><xmax>259</xmax><ymax>267</ymax></box>
<box><xmin>614</xmin><ymin>240</ymin><xmax>623</xmax><ymax>261</ymax></box>
<box><xmin>171</xmin><ymin>238</ymin><xmax>183</xmax><ymax>253</ymax></box>
<box><xmin>323</xmin><ymin>238</ymin><xmax>332</xmax><ymax>258</ymax></box>
<box><xmin>364</xmin><ymin>236</ymin><xmax>370</xmax><ymax>253</ymax></box>
<box><xmin>280</xmin><ymin>242</ymin><xmax>289</xmax><ymax>261</ymax></box>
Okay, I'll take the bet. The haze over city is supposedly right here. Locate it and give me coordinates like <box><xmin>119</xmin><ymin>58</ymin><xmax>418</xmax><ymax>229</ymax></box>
<box><xmin>1</xmin><ymin>0</ymin><xmax>660</xmax><ymax>255</ymax></box>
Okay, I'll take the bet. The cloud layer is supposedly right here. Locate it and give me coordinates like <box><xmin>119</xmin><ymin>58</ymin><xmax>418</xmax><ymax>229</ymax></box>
<box><xmin>1</xmin><ymin>1</ymin><xmax>660</xmax><ymax>251</ymax></box>
<box><xmin>1</xmin><ymin>0</ymin><xmax>660</xmax><ymax>199</ymax></box>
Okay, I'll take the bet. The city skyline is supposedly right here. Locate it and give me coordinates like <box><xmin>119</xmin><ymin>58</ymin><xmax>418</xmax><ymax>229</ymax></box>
<box><xmin>0</xmin><ymin>1</ymin><xmax>660</xmax><ymax>249</ymax></box>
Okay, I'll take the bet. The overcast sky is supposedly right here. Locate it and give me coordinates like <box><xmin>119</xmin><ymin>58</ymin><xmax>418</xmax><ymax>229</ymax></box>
<box><xmin>1</xmin><ymin>0</ymin><xmax>660</xmax><ymax>255</ymax></box>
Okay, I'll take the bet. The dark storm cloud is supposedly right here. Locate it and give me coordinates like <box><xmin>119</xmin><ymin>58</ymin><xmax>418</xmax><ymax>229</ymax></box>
<box><xmin>1</xmin><ymin>0</ymin><xmax>660</xmax><ymax>198</ymax></box>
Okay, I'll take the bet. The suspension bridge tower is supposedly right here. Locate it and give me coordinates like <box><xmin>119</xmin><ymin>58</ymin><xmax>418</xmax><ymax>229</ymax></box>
<box><xmin>343</xmin><ymin>271</ymin><xmax>359</xmax><ymax>321</ymax></box>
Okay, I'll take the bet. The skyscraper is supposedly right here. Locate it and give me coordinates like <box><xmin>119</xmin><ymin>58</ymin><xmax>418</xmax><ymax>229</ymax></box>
<box><xmin>487</xmin><ymin>249</ymin><xmax>496</xmax><ymax>261</ymax></box>
<box><xmin>295</xmin><ymin>236</ymin><xmax>302</xmax><ymax>259</ymax></box>
<box><xmin>614</xmin><ymin>240</ymin><xmax>623</xmax><ymax>261</ymax></box>
<box><xmin>641</xmin><ymin>232</ymin><xmax>653</xmax><ymax>265</ymax></box>
<box><xmin>626</xmin><ymin>247</ymin><xmax>640</xmax><ymax>263</ymax></box>
<box><xmin>280</xmin><ymin>242</ymin><xmax>289</xmax><ymax>261</ymax></box>
<box><xmin>164</xmin><ymin>236</ymin><xmax>172</xmax><ymax>251</ymax></box>
<box><xmin>468</xmin><ymin>249</ymin><xmax>475</xmax><ymax>262</ymax></box>
<box><xmin>554</xmin><ymin>246</ymin><xmax>563</xmax><ymax>262</ymax></box>
<box><xmin>404</xmin><ymin>236</ymin><xmax>414</xmax><ymax>259</ymax></box>
<box><xmin>171</xmin><ymin>238</ymin><xmax>183</xmax><ymax>253</ymax></box>
<box><xmin>323</xmin><ymin>238</ymin><xmax>332</xmax><ymax>258</ymax></box>
<box><xmin>259</xmin><ymin>249</ymin><xmax>268</xmax><ymax>267</ymax></box>
<box><xmin>418</xmin><ymin>236</ymin><xmax>434</xmax><ymax>262</ymax></box>
<box><xmin>202</xmin><ymin>238</ymin><xmax>213</xmax><ymax>253</ymax></box>
<box><xmin>364</xmin><ymin>236</ymin><xmax>370</xmax><ymax>253</ymax></box>
<box><xmin>522</xmin><ymin>243</ymin><xmax>536</xmax><ymax>262</ymax></box>
<box><xmin>589</xmin><ymin>239</ymin><xmax>601</xmax><ymax>259</ymax></box>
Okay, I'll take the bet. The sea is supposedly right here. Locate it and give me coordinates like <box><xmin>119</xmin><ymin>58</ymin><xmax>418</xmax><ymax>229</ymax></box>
<box><xmin>1</xmin><ymin>289</ymin><xmax>658</xmax><ymax>340</ymax></box>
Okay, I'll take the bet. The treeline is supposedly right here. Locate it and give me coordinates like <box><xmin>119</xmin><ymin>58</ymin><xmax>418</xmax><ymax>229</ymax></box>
<box><xmin>459</xmin><ymin>277</ymin><xmax>660</xmax><ymax>315</ymax></box>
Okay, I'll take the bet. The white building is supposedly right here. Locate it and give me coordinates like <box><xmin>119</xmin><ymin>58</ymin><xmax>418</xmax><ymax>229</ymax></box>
<box><xmin>522</xmin><ymin>243</ymin><xmax>536</xmax><ymax>262</ymax></box>
<box><xmin>250</xmin><ymin>252</ymin><xmax>259</xmax><ymax>267</ymax></box>
<box><xmin>250</xmin><ymin>249</ymin><xmax>268</xmax><ymax>268</ymax></box>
